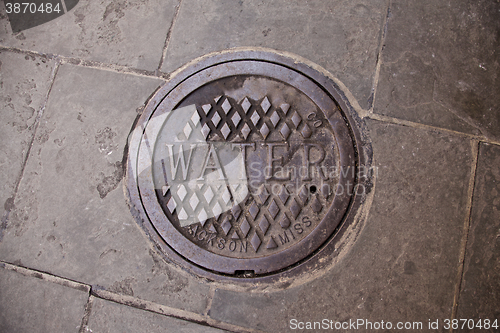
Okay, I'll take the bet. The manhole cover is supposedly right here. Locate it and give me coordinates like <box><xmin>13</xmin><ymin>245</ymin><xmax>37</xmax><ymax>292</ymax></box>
<box><xmin>126</xmin><ymin>50</ymin><xmax>371</xmax><ymax>279</ymax></box>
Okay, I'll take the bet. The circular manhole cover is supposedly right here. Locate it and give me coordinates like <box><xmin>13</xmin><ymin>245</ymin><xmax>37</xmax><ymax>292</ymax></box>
<box><xmin>126</xmin><ymin>50</ymin><xmax>371</xmax><ymax>280</ymax></box>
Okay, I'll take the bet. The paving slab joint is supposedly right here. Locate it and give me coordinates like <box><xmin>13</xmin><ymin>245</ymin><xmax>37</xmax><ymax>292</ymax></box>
<box><xmin>0</xmin><ymin>46</ymin><xmax>171</xmax><ymax>80</ymax></box>
<box><xmin>78</xmin><ymin>294</ymin><xmax>94</xmax><ymax>333</ymax></box>
<box><xmin>367</xmin><ymin>113</ymin><xmax>500</xmax><ymax>146</ymax></box>
<box><xmin>450</xmin><ymin>140</ymin><xmax>480</xmax><ymax>327</ymax></box>
<box><xmin>0</xmin><ymin>261</ymin><xmax>258</xmax><ymax>332</ymax></box>
<box><xmin>0</xmin><ymin>57</ymin><xmax>60</xmax><ymax>242</ymax></box>
<box><xmin>91</xmin><ymin>287</ymin><xmax>264</xmax><ymax>333</ymax></box>
<box><xmin>431</xmin><ymin>97</ymin><xmax>487</xmax><ymax>138</ymax></box>
<box><xmin>368</xmin><ymin>0</ymin><xmax>392</xmax><ymax>113</ymax></box>
<box><xmin>157</xmin><ymin>0</ymin><xmax>183</xmax><ymax>72</ymax></box>
<box><xmin>203</xmin><ymin>285</ymin><xmax>217</xmax><ymax>317</ymax></box>
<box><xmin>0</xmin><ymin>260</ymin><xmax>90</xmax><ymax>293</ymax></box>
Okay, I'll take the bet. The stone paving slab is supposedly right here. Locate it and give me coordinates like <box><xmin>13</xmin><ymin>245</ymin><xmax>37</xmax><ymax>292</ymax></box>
<box><xmin>209</xmin><ymin>120</ymin><xmax>475</xmax><ymax>332</ymax></box>
<box><xmin>0</xmin><ymin>0</ymin><xmax>178</xmax><ymax>71</ymax></box>
<box><xmin>457</xmin><ymin>143</ymin><xmax>500</xmax><ymax>328</ymax></box>
<box><xmin>0</xmin><ymin>265</ymin><xmax>89</xmax><ymax>333</ymax></box>
<box><xmin>161</xmin><ymin>0</ymin><xmax>387</xmax><ymax>110</ymax></box>
<box><xmin>87</xmin><ymin>297</ymin><xmax>228</xmax><ymax>333</ymax></box>
<box><xmin>0</xmin><ymin>63</ymin><xmax>211</xmax><ymax>315</ymax></box>
<box><xmin>374</xmin><ymin>0</ymin><xmax>500</xmax><ymax>141</ymax></box>
<box><xmin>0</xmin><ymin>50</ymin><xmax>55</xmax><ymax>224</ymax></box>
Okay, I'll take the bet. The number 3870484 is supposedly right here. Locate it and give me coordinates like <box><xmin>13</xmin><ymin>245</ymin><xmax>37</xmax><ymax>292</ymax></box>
<box><xmin>5</xmin><ymin>2</ymin><xmax>62</xmax><ymax>14</ymax></box>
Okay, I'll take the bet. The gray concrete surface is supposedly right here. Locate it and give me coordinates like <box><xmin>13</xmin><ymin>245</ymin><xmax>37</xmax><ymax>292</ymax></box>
<box><xmin>0</xmin><ymin>51</ymin><xmax>55</xmax><ymax>225</ymax></box>
<box><xmin>0</xmin><ymin>0</ymin><xmax>178</xmax><ymax>71</ymax></box>
<box><xmin>88</xmin><ymin>297</ymin><xmax>228</xmax><ymax>333</ymax></box>
<box><xmin>0</xmin><ymin>265</ymin><xmax>89</xmax><ymax>333</ymax></box>
<box><xmin>374</xmin><ymin>0</ymin><xmax>500</xmax><ymax>141</ymax></box>
<box><xmin>0</xmin><ymin>0</ymin><xmax>498</xmax><ymax>332</ymax></box>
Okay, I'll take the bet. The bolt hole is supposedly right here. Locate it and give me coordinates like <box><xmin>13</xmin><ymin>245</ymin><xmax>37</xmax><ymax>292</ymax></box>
<box><xmin>309</xmin><ymin>185</ymin><xmax>317</xmax><ymax>194</ymax></box>
<box><xmin>234</xmin><ymin>270</ymin><xmax>255</xmax><ymax>278</ymax></box>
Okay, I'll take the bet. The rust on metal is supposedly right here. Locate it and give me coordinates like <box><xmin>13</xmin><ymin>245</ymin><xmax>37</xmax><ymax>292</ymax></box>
<box><xmin>126</xmin><ymin>50</ymin><xmax>370</xmax><ymax>279</ymax></box>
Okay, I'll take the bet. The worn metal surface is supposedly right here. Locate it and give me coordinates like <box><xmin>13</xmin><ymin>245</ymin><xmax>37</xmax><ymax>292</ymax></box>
<box><xmin>126</xmin><ymin>50</ymin><xmax>371</xmax><ymax>279</ymax></box>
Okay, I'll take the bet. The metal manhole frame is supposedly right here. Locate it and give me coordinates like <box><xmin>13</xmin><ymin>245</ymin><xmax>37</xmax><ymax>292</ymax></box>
<box><xmin>125</xmin><ymin>48</ymin><xmax>373</xmax><ymax>284</ymax></box>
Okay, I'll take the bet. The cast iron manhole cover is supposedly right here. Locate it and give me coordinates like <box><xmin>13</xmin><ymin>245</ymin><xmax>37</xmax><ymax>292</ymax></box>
<box><xmin>126</xmin><ymin>50</ymin><xmax>371</xmax><ymax>279</ymax></box>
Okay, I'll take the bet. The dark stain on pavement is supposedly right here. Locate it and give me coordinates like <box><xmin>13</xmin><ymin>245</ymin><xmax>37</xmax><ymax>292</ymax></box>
<box><xmin>96</xmin><ymin>161</ymin><xmax>123</xmax><ymax>199</ymax></box>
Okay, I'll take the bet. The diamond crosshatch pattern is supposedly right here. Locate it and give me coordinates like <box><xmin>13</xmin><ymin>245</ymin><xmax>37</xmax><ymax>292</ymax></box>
<box><xmin>156</xmin><ymin>89</ymin><xmax>338</xmax><ymax>259</ymax></box>
<box><xmin>197</xmin><ymin>95</ymin><xmax>313</xmax><ymax>143</ymax></box>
